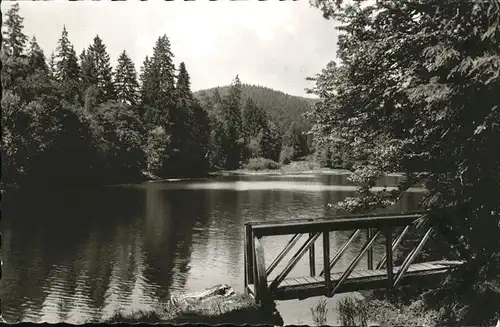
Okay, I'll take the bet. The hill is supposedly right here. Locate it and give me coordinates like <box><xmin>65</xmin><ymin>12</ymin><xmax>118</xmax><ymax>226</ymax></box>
<box><xmin>194</xmin><ymin>84</ymin><xmax>318</xmax><ymax>132</ymax></box>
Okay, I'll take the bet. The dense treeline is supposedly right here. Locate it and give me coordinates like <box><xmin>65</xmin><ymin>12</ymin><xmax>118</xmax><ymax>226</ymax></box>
<box><xmin>308</xmin><ymin>0</ymin><xmax>500</xmax><ymax>325</ymax></box>
<box><xmin>1</xmin><ymin>4</ymin><xmax>313</xmax><ymax>188</ymax></box>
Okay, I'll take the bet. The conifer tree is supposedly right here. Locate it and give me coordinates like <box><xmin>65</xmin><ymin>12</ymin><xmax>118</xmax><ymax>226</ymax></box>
<box><xmin>114</xmin><ymin>50</ymin><xmax>139</xmax><ymax>106</ymax></box>
<box><xmin>175</xmin><ymin>62</ymin><xmax>193</xmax><ymax>108</ymax></box>
<box><xmin>55</xmin><ymin>26</ymin><xmax>80</xmax><ymax>82</ymax></box>
<box><xmin>2</xmin><ymin>3</ymin><xmax>28</xmax><ymax>58</ymax></box>
<box><xmin>47</xmin><ymin>51</ymin><xmax>57</xmax><ymax>79</ymax></box>
<box><xmin>86</xmin><ymin>35</ymin><xmax>116</xmax><ymax>103</ymax></box>
<box><xmin>220</xmin><ymin>75</ymin><xmax>245</xmax><ymax>169</ymax></box>
<box><xmin>242</xmin><ymin>97</ymin><xmax>267</xmax><ymax>138</ymax></box>
<box><xmin>141</xmin><ymin>35</ymin><xmax>177</xmax><ymax>126</ymax></box>
<box><xmin>27</xmin><ymin>36</ymin><xmax>48</xmax><ymax>74</ymax></box>
<box><xmin>80</xmin><ymin>49</ymin><xmax>97</xmax><ymax>91</ymax></box>
<box><xmin>54</xmin><ymin>26</ymin><xmax>81</xmax><ymax>104</ymax></box>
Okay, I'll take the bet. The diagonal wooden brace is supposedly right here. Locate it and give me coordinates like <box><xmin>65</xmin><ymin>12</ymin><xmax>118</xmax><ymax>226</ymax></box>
<box><xmin>269</xmin><ymin>232</ymin><xmax>321</xmax><ymax>292</ymax></box>
<box><xmin>329</xmin><ymin>229</ymin><xmax>381</xmax><ymax>297</ymax></box>
<box><xmin>266</xmin><ymin>233</ymin><xmax>303</xmax><ymax>277</ymax></box>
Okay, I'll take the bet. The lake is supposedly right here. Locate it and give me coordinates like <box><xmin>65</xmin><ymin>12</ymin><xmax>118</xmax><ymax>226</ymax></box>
<box><xmin>1</xmin><ymin>172</ymin><xmax>425</xmax><ymax>325</ymax></box>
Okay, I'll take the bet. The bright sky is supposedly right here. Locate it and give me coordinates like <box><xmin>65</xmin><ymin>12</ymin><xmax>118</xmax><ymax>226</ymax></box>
<box><xmin>2</xmin><ymin>0</ymin><xmax>338</xmax><ymax>98</ymax></box>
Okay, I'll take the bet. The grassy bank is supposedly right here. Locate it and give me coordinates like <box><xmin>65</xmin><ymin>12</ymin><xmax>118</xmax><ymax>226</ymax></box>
<box><xmin>103</xmin><ymin>294</ymin><xmax>282</xmax><ymax>325</ymax></box>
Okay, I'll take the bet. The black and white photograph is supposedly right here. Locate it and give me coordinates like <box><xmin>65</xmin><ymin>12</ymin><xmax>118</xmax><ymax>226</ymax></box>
<box><xmin>1</xmin><ymin>0</ymin><xmax>499</xmax><ymax>325</ymax></box>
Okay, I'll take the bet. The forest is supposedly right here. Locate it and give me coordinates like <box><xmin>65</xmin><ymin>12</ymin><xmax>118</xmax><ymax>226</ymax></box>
<box><xmin>1</xmin><ymin>4</ymin><xmax>316</xmax><ymax>188</ymax></box>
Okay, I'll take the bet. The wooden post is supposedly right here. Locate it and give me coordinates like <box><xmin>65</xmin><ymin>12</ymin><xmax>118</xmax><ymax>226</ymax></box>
<box><xmin>323</xmin><ymin>231</ymin><xmax>332</xmax><ymax>297</ymax></box>
<box><xmin>244</xmin><ymin>224</ymin><xmax>254</xmax><ymax>288</ymax></box>
<box><xmin>384</xmin><ymin>228</ymin><xmax>393</xmax><ymax>286</ymax></box>
<box><xmin>367</xmin><ymin>228</ymin><xmax>374</xmax><ymax>270</ymax></box>
<box><xmin>254</xmin><ymin>236</ymin><xmax>271</xmax><ymax>309</ymax></box>
<box><xmin>309</xmin><ymin>232</ymin><xmax>316</xmax><ymax>276</ymax></box>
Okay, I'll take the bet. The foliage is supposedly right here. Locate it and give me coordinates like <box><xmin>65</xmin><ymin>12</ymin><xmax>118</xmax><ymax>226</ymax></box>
<box><xmin>2</xmin><ymin>3</ymin><xmax>27</xmax><ymax>58</ymax></box>
<box><xmin>114</xmin><ymin>50</ymin><xmax>139</xmax><ymax>106</ymax></box>
<box><xmin>54</xmin><ymin>26</ymin><xmax>80</xmax><ymax>103</ymax></box>
<box><xmin>308</xmin><ymin>0</ymin><xmax>500</xmax><ymax>324</ymax></box>
<box><xmin>279</xmin><ymin>145</ymin><xmax>294</xmax><ymax>165</ymax></box>
<box><xmin>145</xmin><ymin>126</ymin><xmax>172</xmax><ymax>177</ymax></box>
<box><xmin>243</xmin><ymin>157</ymin><xmax>281</xmax><ymax>171</ymax></box>
<box><xmin>283</xmin><ymin>122</ymin><xmax>309</xmax><ymax>160</ymax></box>
<box><xmin>90</xmin><ymin>101</ymin><xmax>146</xmax><ymax>182</ymax></box>
<box><xmin>310</xmin><ymin>298</ymin><xmax>328</xmax><ymax>326</ymax></box>
<box><xmin>84</xmin><ymin>35</ymin><xmax>116</xmax><ymax>104</ymax></box>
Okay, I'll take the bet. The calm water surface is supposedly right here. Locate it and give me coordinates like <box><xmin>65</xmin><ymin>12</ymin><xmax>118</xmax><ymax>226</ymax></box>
<box><xmin>1</xmin><ymin>173</ymin><xmax>425</xmax><ymax>324</ymax></box>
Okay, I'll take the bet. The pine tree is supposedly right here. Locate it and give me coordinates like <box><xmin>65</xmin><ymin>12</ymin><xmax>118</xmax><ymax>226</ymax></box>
<box><xmin>27</xmin><ymin>36</ymin><xmax>48</xmax><ymax>74</ymax></box>
<box><xmin>47</xmin><ymin>51</ymin><xmax>57</xmax><ymax>79</ymax></box>
<box><xmin>220</xmin><ymin>75</ymin><xmax>245</xmax><ymax>169</ymax></box>
<box><xmin>54</xmin><ymin>26</ymin><xmax>81</xmax><ymax>103</ymax></box>
<box><xmin>114</xmin><ymin>50</ymin><xmax>139</xmax><ymax>106</ymax></box>
<box><xmin>175</xmin><ymin>62</ymin><xmax>193</xmax><ymax>108</ymax></box>
<box><xmin>242</xmin><ymin>97</ymin><xmax>267</xmax><ymax>138</ymax></box>
<box><xmin>55</xmin><ymin>26</ymin><xmax>80</xmax><ymax>82</ymax></box>
<box><xmin>141</xmin><ymin>35</ymin><xmax>177</xmax><ymax>126</ymax></box>
<box><xmin>80</xmin><ymin>49</ymin><xmax>97</xmax><ymax>91</ymax></box>
<box><xmin>86</xmin><ymin>35</ymin><xmax>116</xmax><ymax>103</ymax></box>
<box><xmin>2</xmin><ymin>3</ymin><xmax>28</xmax><ymax>58</ymax></box>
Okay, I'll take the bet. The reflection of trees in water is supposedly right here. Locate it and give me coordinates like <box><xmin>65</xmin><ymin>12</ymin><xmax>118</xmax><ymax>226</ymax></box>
<box><xmin>1</xmin><ymin>187</ymin><xmax>144</xmax><ymax>322</ymax></box>
<box><xmin>142</xmin><ymin>188</ymin><xmax>206</xmax><ymax>301</ymax></box>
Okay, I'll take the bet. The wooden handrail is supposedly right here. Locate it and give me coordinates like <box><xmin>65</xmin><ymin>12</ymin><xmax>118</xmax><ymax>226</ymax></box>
<box><xmin>376</xmin><ymin>225</ymin><xmax>410</xmax><ymax>269</ymax></box>
<box><xmin>330</xmin><ymin>229</ymin><xmax>382</xmax><ymax>296</ymax></box>
<box><xmin>269</xmin><ymin>232</ymin><xmax>321</xmax><ymax>291</ymax></box>
<box><xmin>266</xmin><ymin>233</ymin><xmax>303</xmax><ymax>277</ymax></box>
<box><xmin>319</xmin><ymin>229</ymin><xmax>361</xmax><ymax>276</ymax></box>
<box><xmin>252</xmin><ymin>214</ymin><xmax>423</xmax><ymax>237</ymax></box>
<box><xmin>393</xmin><ymin>226</ymin><xmax>434</xmax><ymax>287</ymax></box>
<box><xmin>246</xmin><ymin>210</ymin><xmax>428</xmax><ymax>227</ymax></box>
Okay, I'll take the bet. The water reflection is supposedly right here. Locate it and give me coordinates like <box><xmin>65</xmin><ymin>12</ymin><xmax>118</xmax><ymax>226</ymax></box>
<box><xmin>2</xmin><ymin>173</ymin><xmax>424</xmax><ymax>325</ymax></box>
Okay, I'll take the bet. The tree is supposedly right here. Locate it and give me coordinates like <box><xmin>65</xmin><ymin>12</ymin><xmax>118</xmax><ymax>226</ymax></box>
<box><xmin>80</xmin><ymin>49</ymin><xmax>97</xmax><ymax>92</ymax></box>
<box><xmin>27</xmin><ymin>36</ymin><xmax>47</xmax><ymax>74</ymax></box>
<box><xmin>141</xmin><ymin>35</ymin><xmax>177</xmax><ymax>127</ymax></box>
<box><xmin>54</xmin><ymin>26</ymin><xmax>81</xmax><ymax>103</ymax></box>
<box><xmin>90</xmin><ymin>102</ymin><xmax>146</xmax><ymax>182</ymax></box>
<box><xmin>259</xmin><ymin>120</ymin><xmax>282</xmax><ymax>162</ymax></box>
<box><xmin>47</xmin><ymin>51</ymin><xmax>57</xmax><ymax>79</ymax></box>
<box><xmin>242</xmin><ymin>97</ymin><xmax>267</xmax><ymax>139</ymax></box>
<box><xmin>2</xmin><ymin>3</ymin><xmax>28</xmax><ymax>58</ymax></box>
<box><xmin>283</xmin><ymin>122</ymin><xmax>308</xmax><ymax>160</ymax></box>
<box><xmin>308</xmin><ymin>0</ymin><xmax>500</xmax><ymax>325</ymax></box>
<box><xmin>219</xmin><ymin>75</ymin><xmax>245</xmax><ymax>169</ymax></box>
<box><xmin>86</xmin><ymin>35</ymin><xmax>116</xmax><ymax>103</ymax></box>
<box><xmin>114</xmin><ymin>50</ymin><xmax>139</xmax><ymax>106</ymax></box>
<box><xmin>176</xmin><ymin>62</ymin><xmax>193</xmax><ymax>108</ymax></box>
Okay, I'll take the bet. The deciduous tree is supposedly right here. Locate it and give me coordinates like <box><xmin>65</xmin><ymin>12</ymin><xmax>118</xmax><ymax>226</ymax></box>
<box><xmin>308</xmin><ymin>0</ymin><xmax>500</xmax><ymax>324</ymax></box>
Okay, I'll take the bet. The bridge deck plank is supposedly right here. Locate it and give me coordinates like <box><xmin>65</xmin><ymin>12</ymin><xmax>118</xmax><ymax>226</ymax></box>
<box><xmin>260</xmin><ymin>261</ymin><xmax>462</xmax><ymax>300</ymax></box>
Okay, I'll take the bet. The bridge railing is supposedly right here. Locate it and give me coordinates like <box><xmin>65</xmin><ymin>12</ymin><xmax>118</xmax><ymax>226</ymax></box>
<box><xmin>244</xmin><ymin>210</ymin><xmax>434</xmax><ymax>306</ymax></box>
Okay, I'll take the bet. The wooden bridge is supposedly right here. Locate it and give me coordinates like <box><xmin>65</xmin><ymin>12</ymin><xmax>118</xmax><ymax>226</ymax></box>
<box><xmin>243</xmin><ymin>211</ymin><xmax>464</xmax><ymax>308</ymax></box>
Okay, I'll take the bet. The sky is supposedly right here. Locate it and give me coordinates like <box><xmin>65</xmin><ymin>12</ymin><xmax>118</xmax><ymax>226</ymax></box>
<box><xmin>2</xmin><ymin>0</ymin><xmax>339</xmax><ymax>98</ymax></box>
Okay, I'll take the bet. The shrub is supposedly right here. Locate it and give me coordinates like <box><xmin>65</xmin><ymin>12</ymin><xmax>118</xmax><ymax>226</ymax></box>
<box><xmin>243</xmin><ymin>157</ymin><xmax>281</xmax><ymax>171</ymax></box>
<box><xmin>310</xmin><ymin>299</ymin><xmax>328</xmax><ymax>326</ymax></box>
<box><xmin>279</xmin><ymin>145</ymin><xmax>294</xmax><ymax>165</ymax></box>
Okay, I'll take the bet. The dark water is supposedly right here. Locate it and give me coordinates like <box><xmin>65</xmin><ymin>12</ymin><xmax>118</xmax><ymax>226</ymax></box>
<box><xmin>1</xmin><ymin>173</ymin><xmax>425</xmax><ymax>324</ymax></box>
